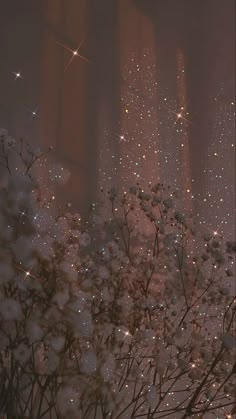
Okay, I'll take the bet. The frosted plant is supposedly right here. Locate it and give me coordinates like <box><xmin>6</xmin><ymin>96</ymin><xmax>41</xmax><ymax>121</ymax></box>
<box><xmin>0</xmin><ymin>133</ymin><xmax>235</xmax><ymax>418</ymax></box>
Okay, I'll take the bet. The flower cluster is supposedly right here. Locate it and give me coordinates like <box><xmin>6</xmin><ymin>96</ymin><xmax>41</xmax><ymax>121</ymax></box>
<box><xmin>0</xmin><ymin>135</ymin><xmax>235</xmax><ymax>418</ymax></box>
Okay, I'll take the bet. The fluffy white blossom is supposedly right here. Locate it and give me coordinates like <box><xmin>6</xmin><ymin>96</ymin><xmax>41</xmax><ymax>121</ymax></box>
<box><xmin>98</xmin><ymin>265</ymin><xmax>110</xmax><ymax>280</ymax></box>
<box><xmin>80</xmin><ymin>350</ymin><xmax>97</xmax><ymax>374</ymax></box>
<box><xmin>56</xmin><ymin>386</ymin><xmax>80</xmax><ymax>417</ymax></box>
<box><xmin>100</xmin><ymin>354</ymin><xmax>115</xmax><ymax>382</ymax></box>
<box><xmin>13</xmin><ymin>343</ymin><xmax>31</xmax><ymax>364</ymax></box>
<box><xmin>26</xmin><ymin>321</ymin><xmax>44</xmax><ymax>343</ymax></box>
<box><xmin>0</xmin><ymin>145</ymin><xmax>235</xmax><ymax>419</ymax></box>
<box><xmin>79</xmin><ymin>232</ymin><xmax>91</xmax><ymax>247</ymax></box>
<box><xmin>48</xmin><ymin>335</ymin><xmax>65</xmax><ymax>353</ymax></box>
<box><xmin>220</xmin><ymin>333</ymin><xmax>236</xmax><ymax>349</ymax></box>
<box><xmin>0</xmin><ymin>298</ymin><xmax>22</xmax><ymax>320</ymax></box>
<box><xmin>47</xmin><ymin>350</ymin><xmax>60</xmax><ymax>372</ymax></box>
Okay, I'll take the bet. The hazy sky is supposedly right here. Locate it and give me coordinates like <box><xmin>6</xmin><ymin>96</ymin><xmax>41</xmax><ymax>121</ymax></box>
<box><xmin>0</xmin><ymin>1</ymin><xmax>235</xmax><ymax>227</ymax></box>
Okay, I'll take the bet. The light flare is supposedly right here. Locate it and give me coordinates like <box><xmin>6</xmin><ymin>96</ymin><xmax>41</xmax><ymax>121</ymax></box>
<box><xmin>56</xmin><ymin>39</ymin><xmax>90</xmax><ymax>71</ymax></box>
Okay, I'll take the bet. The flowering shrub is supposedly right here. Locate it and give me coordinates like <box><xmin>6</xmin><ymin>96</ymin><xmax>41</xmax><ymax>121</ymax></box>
<box><xmin>0</xmin><ymin>132</ymin><xmax>235</xmax><ymax>418</ymax></box>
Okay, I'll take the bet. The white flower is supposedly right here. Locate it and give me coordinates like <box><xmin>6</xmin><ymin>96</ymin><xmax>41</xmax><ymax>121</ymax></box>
<box><xmin>26</xmin><ymin>321</ymin><xmax>43</xmax><ymax>343</ymax></box>
<box><xmin>53</xmin><ymin>289</ymin><xmax>70</xmax><ymax>309</ymax></box>
<box><xmin>71</xmin><ymin>310</ymin><xmax>93</xmax><ymax>337</ymax></box>
<box><xmin>0</xmin><ymin>298</ymin><xmax>22</xmax><ymax>320</ymax></box>
<box><xmin>47</xmin><ymin>350</ymin><xmax>59</xmax><ymax>372</ymax></box>
<box><xmin>80</xmin><ymin>350</ymin><xmax>97</xmax><ymax>374</ymax></box>
<box><xmin>80</xmin><ymin>232</ymin><xmax>91</xmax><ymax>247</ymax></box>
<box><xmin>56</xmin><ymin>386</ymin><xmax>80</xmax><ymax>417</ymax></box>
<box><xmin>100</xmin><ymin>354</ymin><xmax>115</xmax><ymax>382</ymax></box>
<box><xmin>98</xmin><ymin>265</ymin><xmax>110</xmax><ymax>280</ymax></box>
<box><xmin>49</xmin><ymin>336</ymin><xmax>65</xmax><ymax>353</ymax></box>
<box><xmin>13</xmin><ymin>343</ymin><xmax>31</xmax><ymax>364</ymax></box>
<box><xmin>220</xmin><ymin>333</ymin><xmax>236</xmax><ymax>349</ymax></box>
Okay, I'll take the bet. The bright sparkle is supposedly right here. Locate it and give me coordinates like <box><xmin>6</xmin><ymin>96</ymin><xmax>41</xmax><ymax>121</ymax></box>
<box><xmin>16</xmin><ymin>265</ymin><xmax>36</xmax><ymax>280</ymax></box>
<box><xmin>13</xmin><ymin>71</ymin><xmax>22</xmax><ymax>80</ymax></box>
<box><xmin>56</xmin><ymin>39</ymin><xmax>89</xmax><ymax>71</ymax></box>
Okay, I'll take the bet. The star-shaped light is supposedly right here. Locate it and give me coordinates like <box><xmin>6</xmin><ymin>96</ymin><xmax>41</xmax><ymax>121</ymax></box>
<box><xmin>16</xmin><ymin>265</ymin><xmax>36</xmax><ymax>280</ymax></box>
<box><xmin>13</xmin><ymin>71</ymin><xmax>22</xmax><ymax>80</ymax></box>
<box><xmin>166</xmin><ymin>105</ymin><xmax>191</xmax><ymax>126</ymax></box>
<box><xmin>202</xmin><ymin>223</ymin><xmax>223</xmax><ymax>239</ymax></box>
<box><xmin>31</xmin><ymin>108</ymin><xmax>38</xmax><ymax>118</ymax></box>
<box><xmin>116</xmin><ymin>133</ymin><xmax>126</xmax><ymax>142</ymax></box>
<box><xmin>211</xmin><ymin>223</ymin><xmax>224</xmax><ymax>237</ymax></box>
<box><xmin>25</xmin><ymin>106</ymin><xmax>39</xmax><ymax>119</ymax></box>
<box><xmin>56</xmin><ymin>39</ymin><xmax>89</xmax><ymax>71</ymax></box>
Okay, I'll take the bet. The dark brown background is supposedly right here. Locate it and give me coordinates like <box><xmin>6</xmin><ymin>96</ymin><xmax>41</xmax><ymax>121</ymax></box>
<box><xmin>0</xmin><ymin>0</ymin><xmax>234</xmax><ymax>209</ymax></box>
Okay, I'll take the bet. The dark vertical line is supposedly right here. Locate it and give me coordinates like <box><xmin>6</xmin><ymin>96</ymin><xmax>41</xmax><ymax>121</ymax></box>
<box><xmin>151</xmin><ymin>2</ymin><xmax>182</xmax><ymax>182</ymax></box>
<box><xmin>54</xmin><ymin>0</ymin><xmax>67</xmax><ymax>154</ymax></box>
<box><xmin>86</xmin><ymin>0</ymin><xmax>121</xmax><ymax>205</ymax></box>
<box><xmin>182</xmin><ymin>1</ymin><xmax>211</xmax><ymax>199</ymax></box>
